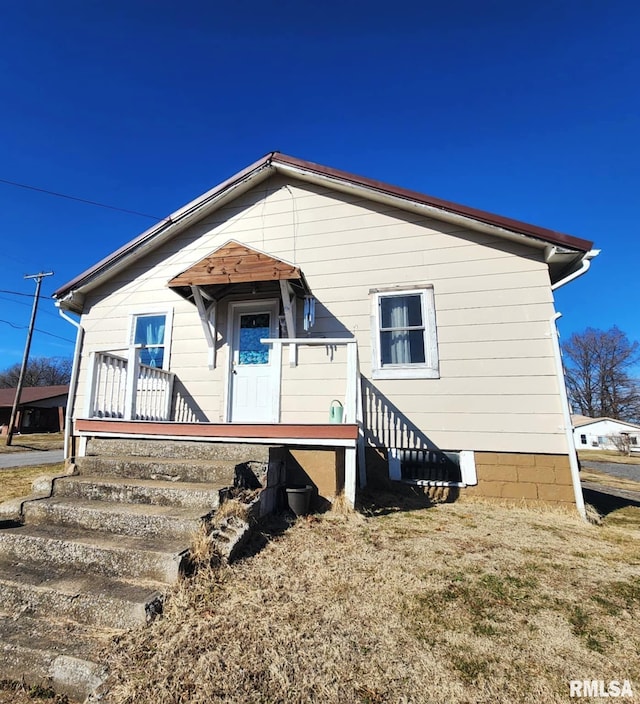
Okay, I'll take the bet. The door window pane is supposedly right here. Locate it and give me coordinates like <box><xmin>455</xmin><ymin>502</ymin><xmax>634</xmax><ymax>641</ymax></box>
<box><xmin>239</xmin><ymin>313</ymin><xmax>270</xmax><ymax>365</ymax></box>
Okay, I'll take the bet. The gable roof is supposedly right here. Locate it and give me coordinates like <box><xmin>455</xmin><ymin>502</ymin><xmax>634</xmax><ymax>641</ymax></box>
<box><xmin>0</xmin><ymin>385</ymin><xmax>69</xmax><ymax>408</ymax></box>
<box><xmin>53</xmin><ymin>152</ymin><xmax>596</xmax><ymax>313</ymax></box>
<box><xmin>571</xmin><ymin>414</ymin><xmax>640</xmax><ymax>431</ymax></box>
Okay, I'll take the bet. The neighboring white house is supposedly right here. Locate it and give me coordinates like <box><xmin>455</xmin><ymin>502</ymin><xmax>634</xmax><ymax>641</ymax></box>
<box><xmin>53</xmin><ymin>152</ymin><xmax>599</xmax><ymax>511</ymax></box>
<box><xmin>572</xmin><ymin>415</ymin><xmax>640</xmax><ymax>451</ymax></box>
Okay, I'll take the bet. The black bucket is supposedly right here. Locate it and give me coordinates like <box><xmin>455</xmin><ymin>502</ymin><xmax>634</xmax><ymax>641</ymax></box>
<box><xmin>285</xmin><ymin>485</ymin><xmax>313</xmax><ymax>516</ymax></box>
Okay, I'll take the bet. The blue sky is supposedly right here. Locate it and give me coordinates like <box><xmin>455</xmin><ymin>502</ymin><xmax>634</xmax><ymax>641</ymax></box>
<box><xmin>0</xmin><ymin>1</ymin><xmax>638</xmax><ymax>370</ymax></box>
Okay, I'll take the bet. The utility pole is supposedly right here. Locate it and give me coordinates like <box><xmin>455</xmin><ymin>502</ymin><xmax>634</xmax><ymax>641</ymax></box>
<box><xmin>6</xmin><ymin>271</ymin><xmax>54</xmax><ymax>446</ymax></box>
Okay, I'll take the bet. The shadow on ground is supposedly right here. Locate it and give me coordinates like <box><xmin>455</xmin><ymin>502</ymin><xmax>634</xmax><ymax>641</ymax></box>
<box><xmin>582</xmin><ymin>486</ymin><xmax>640</xmax><ymax>518</ymax></box>
<box><xmin>357</xmin><ymin>483</ymin><xmax>457</xmax><ymax>517</ymax></box>
<box><xmin>235</xmin><ymin>512</ymin><xmax>297</xmax><ymax>561</ymax></box>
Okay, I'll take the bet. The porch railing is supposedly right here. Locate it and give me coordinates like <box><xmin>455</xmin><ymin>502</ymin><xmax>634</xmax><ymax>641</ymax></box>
<box><xmin>261</xmin><ymin>337</ymin><xmax>367</xmax><ymax>501</ymax></box>
<box><xmin>85</xmin><ymin>347</ymin><xmax>174</xmax><ymax>421</ymax></box>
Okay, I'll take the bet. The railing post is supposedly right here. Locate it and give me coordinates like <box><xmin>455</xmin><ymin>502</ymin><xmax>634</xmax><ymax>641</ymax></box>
<box><xmin>345</xmin><ymin>341</ymin><xmax>357</xmax><ymax>424</ymax></box>
<box><xmin>124</xmin><ymin>346</ymin><xmax>141</xmax><ymax>421</ymax></box>
<box><xmin>355</xmin><ymin>349</ymin><xmax>367</xmax><ymax>489</ymax></box>
<box><xmin>164</xmin><ymin>373</ymin><xmax>174</xmax><ymax>421</ymax></box>
<box><xmin>272</xmin><ymin>341</ymin><xmax>282</xmax><ymax>423</ymax></box>
<box><xmin>84</xmin><ymin>352</ymin><xmax>99</xmax><ymax>418</ymax></box>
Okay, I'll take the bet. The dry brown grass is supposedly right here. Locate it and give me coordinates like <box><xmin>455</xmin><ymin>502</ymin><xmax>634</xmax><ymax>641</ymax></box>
<box><xmin>0</xmin><ymin>432</ymin><xmax>64</xmax><ymax>454</ymax></box>
<box><xmin>0</xmin><ymin>463</ymin><xmax>65</xmax><ymax>503</ymax></box>
<box><xmin>214</xmin><ymin>497</ymin><xmax>251</xmax><ymax>522</ymax></box>
<box><xmin>99</xmin><ymin>497</ymin><xmax>640</xmax><ymax>704</ymax></box>
<box><xmin>0</xmin><ymin>679</ymin><xmax>69</xmax><ymax>704</ymax></box>
<box><xmin>578</xmin><ymin>449</ymin><xmax>640</xmax><ymax>465</ymax></box>
<box><xmin>581</xmin><ymin>467</ymin><xmax>640</xmax><ymax>493</ymax></box>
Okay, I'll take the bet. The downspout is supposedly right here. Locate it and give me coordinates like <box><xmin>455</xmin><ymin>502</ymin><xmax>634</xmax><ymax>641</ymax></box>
<box><xmin>549</xmin><ymin>249</ymin><xmax>599</xmax><ymax>520</ymax></box>
<box><xmin>550</xmin><ymin>312</ymin><xmax>586</xmax><ymax>520</ymax></box>
<box><xmin>56</xmin><ymin>304</ymin><xmax>84</xmax><ymax>462</ymax></box>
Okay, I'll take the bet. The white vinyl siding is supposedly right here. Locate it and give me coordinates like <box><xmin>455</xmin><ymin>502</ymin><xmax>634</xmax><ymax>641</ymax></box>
<box><xmin>73</xmin><ymin>174</ymin><xmax>569</xmax><ymax>454</ymax></box>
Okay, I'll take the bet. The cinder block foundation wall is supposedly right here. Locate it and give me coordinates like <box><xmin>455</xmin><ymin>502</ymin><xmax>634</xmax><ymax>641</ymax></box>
<box><xmin>467</xmin><ymin>453</ymin><xmax>575</xmax><ymax>507</ymax></box>
<box><xmin>286</xmin><ymin>448</ymin><xmax>344</xmax><ymax>501</ymax></box>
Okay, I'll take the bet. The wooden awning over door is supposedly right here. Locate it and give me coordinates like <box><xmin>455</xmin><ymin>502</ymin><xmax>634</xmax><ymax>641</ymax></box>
<box><xmin>168</xmin><ymin>241</ymin><xmax>309</xmax><ymax>298</ymax></box>
<box><xmin>167</xmin><ymin>241</ymin><xmax>311</xmax><ymax>368</ymax></box>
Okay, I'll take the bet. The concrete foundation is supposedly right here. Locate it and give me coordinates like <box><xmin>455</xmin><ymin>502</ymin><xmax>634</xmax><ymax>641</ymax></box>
<box><xmin>467</xmin><ymin>452</ymin><xmax>575</xmax><ymax>506</ymax></box>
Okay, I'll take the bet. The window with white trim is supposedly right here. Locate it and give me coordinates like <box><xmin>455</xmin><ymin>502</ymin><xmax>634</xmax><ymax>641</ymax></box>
<box><xmin>128</xmin><ymin>309</ymin><xmax>173</xmax><ymax>371</ymax></box>
<box><xmin>371</xmin><ymin>287</ymin><xmax>439</xmax><ymax>379</ymax></box>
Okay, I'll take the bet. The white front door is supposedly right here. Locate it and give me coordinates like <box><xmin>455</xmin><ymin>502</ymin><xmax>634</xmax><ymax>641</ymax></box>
<box><xmin>229</xmin><ymin>300</ymin><xmax>279</xmax><ymax>422</ymax></box>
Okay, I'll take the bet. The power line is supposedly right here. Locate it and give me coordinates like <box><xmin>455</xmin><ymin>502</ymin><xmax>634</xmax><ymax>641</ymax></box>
<box><xmin>0</xmin><ymin>289</ymin><xmax>33</xmax><ymax>297</ymax></box>
<box><xmin>0</xmin><ymin>318</ymin><xmax>75</xmax><ymax>343</ymax></box>
<box><xmin>0</xmin><ymin>289</ymin><xmax>69</xmax><ymax>304</ymax></box>
<box><xmin>0</xmin><ymin>293</ymin><xmax>62</xmax><ymax>321</ymax></box>
<box><xmin>0</xmin><ymin>176</ymin><xmax>164</xmax><ymax>221</ymax></box>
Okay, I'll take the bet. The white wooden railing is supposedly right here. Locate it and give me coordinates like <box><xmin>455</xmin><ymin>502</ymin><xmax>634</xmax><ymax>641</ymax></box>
<box><xmin>261</xmin><ymin>337</ymin><xmax>367</xmax><ymax>500</ymax></box>
<box><xmin>85</xmin><ymin>347</ymin><xmax>174</xmax><ymax>421</ymax></box>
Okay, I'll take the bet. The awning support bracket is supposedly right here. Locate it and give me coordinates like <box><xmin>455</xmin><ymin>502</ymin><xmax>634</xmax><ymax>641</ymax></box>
<box><xmin>191</xmin><ymin>285</ymin><xmax>217</xmax><ymax>369</ymax></box>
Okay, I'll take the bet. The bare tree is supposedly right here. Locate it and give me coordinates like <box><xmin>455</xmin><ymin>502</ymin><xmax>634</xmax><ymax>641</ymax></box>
<box><xmin>609</xmin><ymin>433</ymin><xmax>633</xmax><ymax>457</ymax></box>
<box><xmin>0</xmin><ymin>357</ymin><xmax>72</xmax><ymax>389</ymax></box>
<box><xmin>562</xmin><ymin>326</ymin><xmax>640</xmax><ymax>423</ymax></box>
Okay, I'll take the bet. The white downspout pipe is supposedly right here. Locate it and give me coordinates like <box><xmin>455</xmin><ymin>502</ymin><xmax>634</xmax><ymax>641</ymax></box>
<box><xmin>547</xmin><ymin>250</ymin><xmax>599</xmax><ymax>521</ymax></box>
<box><xmin>550</xmin><ymin>312</ymin><xmax>586</xmax><ymax>520</ymax></box>
<box><xmin>56</xmin><ymin>304</ymin><xmax>84</xmax><ymax>462</ymax></box>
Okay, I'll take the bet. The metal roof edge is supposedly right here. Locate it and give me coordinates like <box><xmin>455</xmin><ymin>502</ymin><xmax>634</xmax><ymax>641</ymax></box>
<box><xmin>53</xmin><ymin>152</ymin><xmax>278</xmax><ymax>301</ymax></box>
<box><xmin>54</xmin><ymin>151</ymin><xmax>594</xmax><ymax>307</ymax></box>
<box><xmin>271</xmin><ymin>153</ymin><xmax>594</xmax><ymax>253</ymax></box>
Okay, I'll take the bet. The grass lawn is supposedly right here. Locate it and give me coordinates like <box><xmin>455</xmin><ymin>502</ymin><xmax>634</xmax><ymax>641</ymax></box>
<box><xmin>0</xmin><ymin>463</ymin><xmax>65</xmax><ymax>503</ymax></box>
<box><xmin>0</xmin><ymin>432</ymin><xmax>64</xmax><ymax>454</ymax></box>
<box><xmin>578</xmin><ymin>449</ymin><xmax>640</xmax><ymax>465</ymax></box>
<box><xmin>581</xmin><ymin>467</ymin><xmax>640</xmax><ymax>493</ymax></box>
<box><xmin>1</xmin><ymin>482</ymin><xmax>638</xmax><ymax>703</ymax></box>
<box><xmin>99</xmin><ymin>493</ymin><xmax>640</xmax><ymax>704</ymax></box>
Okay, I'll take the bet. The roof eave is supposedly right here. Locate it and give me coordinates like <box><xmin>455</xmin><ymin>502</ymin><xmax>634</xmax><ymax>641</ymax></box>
<box><xmin>54</xmin><ymin>151</ymin><xmax>595</xmax><ymax>308</ymax></box>
<box><xmin>52</xmin><ymin>153</ymin><xmax>278</xmax><ymax>304</ymax></box>
<box><xmin>271</xmin><ymin>154</ymin><xmax>594</xmax><ymax>253</ymax></box>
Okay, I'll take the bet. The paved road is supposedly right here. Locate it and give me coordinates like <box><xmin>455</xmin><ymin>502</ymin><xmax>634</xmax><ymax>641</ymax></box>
<box><xmin>0</xmin><ymin>450</ymin><xmax>64</xmax><ymax>469</ymax></box>
<box><xmin>581</xmin><ymin>460</ymin><xmax>640</xmax><ymax>483</ymax></box>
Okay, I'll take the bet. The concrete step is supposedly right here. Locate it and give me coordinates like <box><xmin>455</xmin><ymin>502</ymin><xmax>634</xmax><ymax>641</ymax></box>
<box><xmin>86</xmin><ymin>436</ymin><xmax>274</xmax><ymax>462</ymax></box>
<box><xmin>0</xmin><ymin>613</ymin><xmax>110</xmax><ymax>700</ymax></box>
<box><xmin>0</xmin><ymin>523</ymin><xmax>187</xmax><ymax>582</ymax></box>
<box><xmin>76</xmin><ymin>453</ymin><xmax>240</xmax><ymax>484</ymax></box>
<box><xmin>0</xmin><ymin>555</ymin><xmax>164</xmax><ymax>629</ymax></box>
<box><xmin>53</xmin><ymin>475</ymin><xmax>225</xmax><ymax>510</ymax></box>
<box><xmin>23</xmin><ymin>497</ymin><xmax>209</xmax><ymax>540</ymax></box>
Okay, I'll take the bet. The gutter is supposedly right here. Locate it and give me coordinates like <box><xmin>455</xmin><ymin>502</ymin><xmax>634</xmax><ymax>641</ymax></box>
<box><xmin>57</xmin><ymin>304</ymin><xmax>84</xmax><ymax>461</ymax></box>
<box><xmin>551</xmin><ymin>249</ymin><xmax>600</xmax><ymax>291</ymax></box>
<box><xmin>275</xmin><ymin>161</ymin><xmax>592</xmax><ymax>257</ymax></box>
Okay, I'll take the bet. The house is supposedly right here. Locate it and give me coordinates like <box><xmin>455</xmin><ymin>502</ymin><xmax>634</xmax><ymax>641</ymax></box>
<box><xmin>53</xmin><ymin>152</ymin><xmax>598</xmax><ymax>514</ymax></box>
<box><xmin>0</xmin><ymin>385</ymin><xmax>69</xmax><ymax>435</ymax></box>
<box><xmin>572</xmin><ymin>415</ymin><xmax>640</xmax><ymax>452</ymax></box>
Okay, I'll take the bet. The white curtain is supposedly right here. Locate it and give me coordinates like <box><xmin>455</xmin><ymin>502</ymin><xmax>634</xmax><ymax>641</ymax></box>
<box><xmin>136</xmin><ymin>316</ymin><xmax>165</xmax><ymax>367</ymax></box>
<box><xmin>388</xmin><ymin>298</ymin><xmax>411</xmax><ymax>364</ymax></box>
